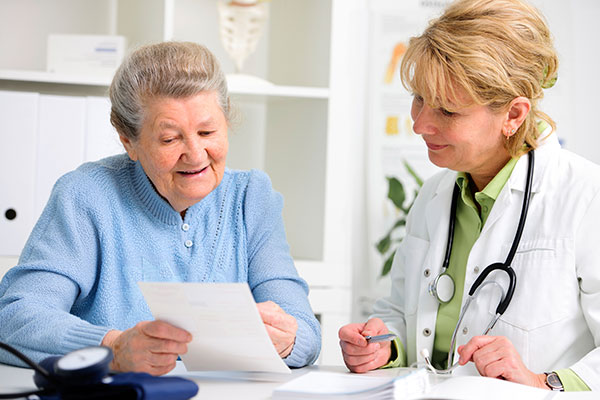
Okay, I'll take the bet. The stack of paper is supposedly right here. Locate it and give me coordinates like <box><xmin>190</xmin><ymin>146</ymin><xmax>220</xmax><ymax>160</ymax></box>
<box><xmin>272</xmin><ymin>369</ymin><xmax>429</xmax><ymax>399</ymax></box>
<box><xmin>273</xmin><ymin>370</ymin><xmax>555</xmax><ymax>400</ymax></box>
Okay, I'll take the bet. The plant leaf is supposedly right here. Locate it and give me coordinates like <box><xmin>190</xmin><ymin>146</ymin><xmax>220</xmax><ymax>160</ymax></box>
<box><xmin>392</xmin><ymin>219</ymin><xmax>406</xmax><ymax>229</ymax></box>
<box><xmin>404</xmin><ymin>160</ymin><xmax>424</xmax><ymax>187</ymax></box>
<box><xmin>386</xmin><ymin>177</ymin><xmax>406</xmax><ymax>209</ymax></box>
<box><xmin>381</xmin><ymin>250</ymin><xmax>396</xmax><ymax>276</ymax></box>
<box><xmin>376</xmin><ymin>234</ymin><xmax>391</xmax><ymax>254</ymax></box>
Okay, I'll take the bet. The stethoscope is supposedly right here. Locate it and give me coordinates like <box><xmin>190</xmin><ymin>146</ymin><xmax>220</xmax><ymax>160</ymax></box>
<box><xmin>424</xmin><ymin>150</ymin><xmax>534</xmax><ymax>374</ymax></box>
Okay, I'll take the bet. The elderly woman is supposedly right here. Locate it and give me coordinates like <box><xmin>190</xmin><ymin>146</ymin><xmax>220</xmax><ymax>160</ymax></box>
<box><xmin>0</xmin><ymin>42</ymin><xmax>320</xmax><ymax>374</ymax></box>
<box><xmin>339</xmin><ymin>0</ymin><xmax>599</xmax><ymax>392</ymax></box>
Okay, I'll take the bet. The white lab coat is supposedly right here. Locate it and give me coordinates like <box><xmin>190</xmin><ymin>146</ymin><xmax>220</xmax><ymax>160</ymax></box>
<box><xmin>372</xmin><ymin>133</ymin><xmax>600</xmax><ymax>389</ymax></box>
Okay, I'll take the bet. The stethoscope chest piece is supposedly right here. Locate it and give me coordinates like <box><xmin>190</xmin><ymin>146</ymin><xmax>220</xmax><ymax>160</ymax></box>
<box><xmin>428</xmin><ymin>272</ymin><xmax>455</xmax><ymax>303</ymax></box>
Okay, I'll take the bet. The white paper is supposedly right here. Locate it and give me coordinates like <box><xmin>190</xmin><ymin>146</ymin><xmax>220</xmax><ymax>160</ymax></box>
<box><xmin>272</xmin><ymin>370</ymin><xmax>553</xmax><ymax>400</ymax></box>
<box><xmin>138</xmin><ymin>282</ymin><xmax>290</xmax><ymax>374</ymax></box>
<box><xmin>272</xmin><ymin>369</ymin><xmax>430</xmax><ymax>399</ymax></box>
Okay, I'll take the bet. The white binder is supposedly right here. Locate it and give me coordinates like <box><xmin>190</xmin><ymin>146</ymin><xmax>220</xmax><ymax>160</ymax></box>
<box><xmin>0</xmin><ymin>91</ymin><xmax>39</xmax><ymax>256</ymax></box>
<box><xmin>85</xmin><ymin>96</ymin><xmax>123</xmax><ymax>162</ymax></box>
<box><xmin>35</xmin><ymin>95</ymin><xmax>86</xmax><ymax>218</ymax></box>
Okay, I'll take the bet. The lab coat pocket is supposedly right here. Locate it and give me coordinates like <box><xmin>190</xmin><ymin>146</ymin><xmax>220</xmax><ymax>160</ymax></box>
<box><xmin>489</xmin><ymin>238</ymin><xmax>576</xmax><ymax>331</ymax></box>
<box><xmin>401</xmin><ymin>235</ymin><xmax>430</xmax><ymax>315</ymax></box>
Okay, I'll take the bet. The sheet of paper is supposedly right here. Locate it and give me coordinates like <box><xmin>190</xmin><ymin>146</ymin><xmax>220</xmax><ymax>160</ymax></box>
<box><xmin>138</xmin><ymin>282</ymin><xmax>290</xmax><ymax>374</ymax></box>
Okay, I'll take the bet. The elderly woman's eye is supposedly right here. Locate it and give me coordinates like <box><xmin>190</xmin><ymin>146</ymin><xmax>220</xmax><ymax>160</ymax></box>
<box><xmin>199</xmin><ymin>131</ymin><xmax>215</xmax><ymax>136</ymax></box>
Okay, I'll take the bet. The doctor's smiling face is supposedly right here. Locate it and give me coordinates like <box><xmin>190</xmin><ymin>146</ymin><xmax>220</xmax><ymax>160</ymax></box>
<box><xmin>410</xmin><ymin>89</ymin><xmax>512</xmax><ymax>189</ymax></box>
<box><xmin>120</xmin><ymin>91</ymin><xmax>228</xmax><ymax>213</ymax></box>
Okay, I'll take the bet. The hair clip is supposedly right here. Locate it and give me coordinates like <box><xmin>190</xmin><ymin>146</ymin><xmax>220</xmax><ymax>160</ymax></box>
<box><xmin>542</xmin><ymin>65</ymin><xmax>557</xmax><ymax>89</ymax></box>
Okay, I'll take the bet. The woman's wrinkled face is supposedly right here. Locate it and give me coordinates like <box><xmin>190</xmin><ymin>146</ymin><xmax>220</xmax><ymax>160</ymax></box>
<box><xmin>410</xmin><ymin>90</ymin><xmax>509</xmax><ymax>180</ymax></box>
<box><xmin>121</xmin><ymin>91</ymin><xmax>228</xmax><ymax>213</ymax></box>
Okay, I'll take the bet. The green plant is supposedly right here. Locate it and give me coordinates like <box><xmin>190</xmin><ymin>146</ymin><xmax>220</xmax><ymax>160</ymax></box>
<box><xmin>375</xmin><ymin>161</ymin><xmax>424</xmax><ymax>276</ymax></box>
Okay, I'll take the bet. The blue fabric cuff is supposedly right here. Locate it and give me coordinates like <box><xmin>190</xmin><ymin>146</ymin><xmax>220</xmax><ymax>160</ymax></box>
<box><xmin>282</xmin><ymin>318</ymin><xmax>320</xmax><ymax>368</ymax></box>
<box><xmin>62</xmin><ymin>321</ymin><xmax>112</xmax><ymax>353</ymax></box>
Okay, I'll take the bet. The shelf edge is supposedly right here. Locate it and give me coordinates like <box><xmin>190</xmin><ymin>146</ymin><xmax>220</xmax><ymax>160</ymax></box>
<box><xmin>0</xmin><ymin>69</ymin><xmax>330</xmax><ymax>99</ymax></box>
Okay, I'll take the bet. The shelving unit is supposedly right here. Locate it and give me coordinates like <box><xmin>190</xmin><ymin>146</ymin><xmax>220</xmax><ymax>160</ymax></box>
<box><xmin>0</xmin><ymin>70</ymin><xmax>329</xmax><ymax>98</ymax></box>
<box><xmin>0</xmin><ymin>0</ymin><xmax>368</xmax><ymax>366</ymax></box>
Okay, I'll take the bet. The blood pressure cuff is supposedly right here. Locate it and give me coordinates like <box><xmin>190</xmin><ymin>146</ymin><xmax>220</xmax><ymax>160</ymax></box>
<box><xmin>39</xmin><ymin>372</ymin><xmax>199</xmax><ymax>400</ymax></box>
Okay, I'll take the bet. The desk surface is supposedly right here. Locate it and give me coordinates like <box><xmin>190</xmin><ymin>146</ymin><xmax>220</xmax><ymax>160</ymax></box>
<box><xmin>0</xmin><ymin>363</ymin><xmax>355</xmax><ymax>400</ymax></box>
<box><xmin>1</xmin><ymin>363</ymin><xmax>596</xmax><ymax>399</ymax></box>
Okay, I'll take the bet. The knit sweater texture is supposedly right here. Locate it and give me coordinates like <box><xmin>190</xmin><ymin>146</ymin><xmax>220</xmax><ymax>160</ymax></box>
<box><xmin>0</xmin><ymin>154</ymin><xmax>321</xmax><ymax>368</ymax></box>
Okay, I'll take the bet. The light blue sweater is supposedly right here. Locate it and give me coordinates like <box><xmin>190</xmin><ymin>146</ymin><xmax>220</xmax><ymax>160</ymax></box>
<box><xmin>0</xmin><ymin>154</ymin><xmax>321</xmax><ymax>368</ymax></box>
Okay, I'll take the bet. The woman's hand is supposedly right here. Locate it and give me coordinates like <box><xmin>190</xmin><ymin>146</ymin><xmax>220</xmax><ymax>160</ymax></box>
<box><xmin>338</xmin><ymin>318</ymin><xmax>392</xmax><ymax>373</ymax></box>
<box><xmin>458</xmin><ymin>335</ymin><xmax>548</xmax><ymax>388</ymax></box>
<box><xmin>257</xmin><ymin>301</ymin><xmax>298</xmax><ymax>358</ymax></box>
<box><xmin>101</xmin><ymin>320</ymin><xmax>192</xmax><ymax>375</ymax></box>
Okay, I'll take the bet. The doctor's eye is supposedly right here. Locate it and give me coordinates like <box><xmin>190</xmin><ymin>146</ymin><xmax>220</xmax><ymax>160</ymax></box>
<box><xmin>440</xmin><ymin>108</ymin><xmax>456</xmax><ymax>117</ymax></box>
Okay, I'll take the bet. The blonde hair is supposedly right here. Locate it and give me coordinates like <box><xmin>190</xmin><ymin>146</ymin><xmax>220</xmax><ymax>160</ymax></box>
<box><xmin>400</xmin><ymin>0</ymin><xmax>558</xmax><ymax>157</ymax></box>
<box><xmin>110</xmin><ymin>41</ymin><xmax>230</xmax><ymax>140</ymax></box>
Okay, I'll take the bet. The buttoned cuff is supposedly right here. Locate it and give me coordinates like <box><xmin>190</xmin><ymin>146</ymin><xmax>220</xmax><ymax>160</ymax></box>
<box><xmin>556</xmin><ymin>368</ymin><xmax>590</xmax><ymax>391</ymax></box>
<box><xmin>379</xmin><ymin>337</ymin><xmax>407</xmax><ymax>369</ymax></box>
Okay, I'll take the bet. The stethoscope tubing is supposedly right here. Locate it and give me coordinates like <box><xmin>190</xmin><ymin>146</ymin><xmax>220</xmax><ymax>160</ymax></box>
<box><xmin>432</xmin><ymin>150</ymin><xmax>535</xmax><ymax>371</ymax></box>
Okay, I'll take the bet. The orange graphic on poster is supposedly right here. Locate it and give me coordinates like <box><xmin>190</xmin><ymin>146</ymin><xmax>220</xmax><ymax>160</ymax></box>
<box><xmin>384</xmin><ymin>42</ymin><xmax>407</xmax><ymax>84</ymax></box>
<box><xmin>385</xmin><ymin>116</ymin><xmax>399</xmax><ymax>135</ymax></box>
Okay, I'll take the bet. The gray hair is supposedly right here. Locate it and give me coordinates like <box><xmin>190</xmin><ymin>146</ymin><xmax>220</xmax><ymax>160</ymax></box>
<box><xmin>109</xmin><ymin>41</ymin><xmax>230</xmax><ymax>140</ymax></box>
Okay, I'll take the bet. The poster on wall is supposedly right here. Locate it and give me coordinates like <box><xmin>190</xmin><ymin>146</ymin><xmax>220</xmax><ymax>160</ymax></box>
<box><xmin>361</xmin><ymin>0</ymin><xmax>451</xmax><ymax>315</ymax></box>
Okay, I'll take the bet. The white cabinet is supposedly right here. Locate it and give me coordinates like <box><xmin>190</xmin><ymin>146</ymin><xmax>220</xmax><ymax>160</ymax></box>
<box><xmin>0</xmin><ymin>0</ymin><xmax>368</xmax><ymax>365</ymax></box>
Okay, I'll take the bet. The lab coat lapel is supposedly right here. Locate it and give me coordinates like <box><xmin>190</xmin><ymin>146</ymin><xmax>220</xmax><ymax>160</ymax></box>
<box><xmin>482</xmin><ymin>141</ymin><xmax>554</xmax><ymax>236</ymax></box>
<box><xmin>425</xmin><ymin>173</ymin><xmax>456</xmax><ymax>258</ymax></box>
<box><xmin>415</xmin><ymin>172</ymin><xmax>456</xmax><ymax>360</ymax></box>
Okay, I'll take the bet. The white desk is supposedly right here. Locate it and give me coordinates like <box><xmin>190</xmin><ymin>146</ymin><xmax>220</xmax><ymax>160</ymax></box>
<box><xmin>0</xmin><ymin>363</ymin><xmax>348</xmax><ymax>400</ymax></box>
<box><xmin>1</xmin><ymin>363</ymin><xmax>596</xmax><ymax>399</ymax></box>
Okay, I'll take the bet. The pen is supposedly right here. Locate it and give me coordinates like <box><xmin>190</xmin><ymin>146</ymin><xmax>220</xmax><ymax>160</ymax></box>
<box><xmin>364</xmin><ymin>333</ymin><xmax>397</xmax><ymax>343</ymax></box>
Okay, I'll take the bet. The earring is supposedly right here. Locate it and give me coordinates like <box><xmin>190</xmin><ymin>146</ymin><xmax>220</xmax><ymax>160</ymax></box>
<box><xmin>505</xmin><ymin>128</ymin><xmax>516</xmax><ymax>140</ymax></box>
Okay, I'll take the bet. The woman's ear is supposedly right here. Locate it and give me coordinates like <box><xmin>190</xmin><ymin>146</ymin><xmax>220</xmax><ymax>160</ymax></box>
<box><xmin>504</xmin><ymin>96</ymin><xmax>531</xmax><ymax>135</ymax></box>
<box><xmin>119</xmin><ymin>135</ymin><xmax>138</xmax><ymax>161</ymax></box>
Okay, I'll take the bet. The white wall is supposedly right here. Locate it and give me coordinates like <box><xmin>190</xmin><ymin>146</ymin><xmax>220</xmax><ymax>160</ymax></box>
<box><xmin>530</xmin><ymin>0</ymin><xmax>600</xmax><ymax>163</ymax></box>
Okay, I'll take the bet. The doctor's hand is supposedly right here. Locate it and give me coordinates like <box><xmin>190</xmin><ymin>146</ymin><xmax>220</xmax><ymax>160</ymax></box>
<box><xmin>338</xmin><ymin>318</ymin><xmax>392</xmax><ymax>373</ymax></box>
<box><xmin>101</xmin><ymin>320</ymin><xmax>192</xmax><ymax>376</ymax></box>
<box><xmin>457</xmin><ymin>335</ymin><xmax>548</xmax><ymax>389</ymax></box>
<box><xmin>257</xmin><ymin>301</ymin><xmax>298</xmax><ymax>358</ymax></box>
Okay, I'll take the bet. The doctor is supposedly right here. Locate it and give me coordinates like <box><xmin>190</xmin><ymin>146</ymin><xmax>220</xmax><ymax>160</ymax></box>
<box><xmin>339</xmin><ymin>0</ymin><xmax>600</xmax><ymax>391</ymax></box>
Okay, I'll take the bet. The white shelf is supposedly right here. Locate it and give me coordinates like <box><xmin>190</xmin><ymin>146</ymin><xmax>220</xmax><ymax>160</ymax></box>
<box><xmin>0</xmin><ymin>69</ymin><xmax>329</xmax><ymax>99</ymax></box>
<box><xmin>0</xmin><ymin>69</ymin><xmax>113</xmax><ymax>86</ymax></box>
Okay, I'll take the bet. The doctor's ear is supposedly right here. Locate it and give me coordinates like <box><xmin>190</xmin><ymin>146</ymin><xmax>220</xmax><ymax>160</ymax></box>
<box><xmin>504</xmin><ymin>97</ymin><xmax>531</xmax><ymax>134</ymax></box>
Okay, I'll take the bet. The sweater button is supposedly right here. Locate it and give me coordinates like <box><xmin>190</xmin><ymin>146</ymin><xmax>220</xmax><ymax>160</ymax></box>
<box><xmin>184</xmin><ymin>240</ymin><xmax>193</xmax><ymax>248</ymax></box>
<box><xmin>182</xmin><ymin>223</ymin><xmax>190</xmax><ymax>231</ymax></box>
